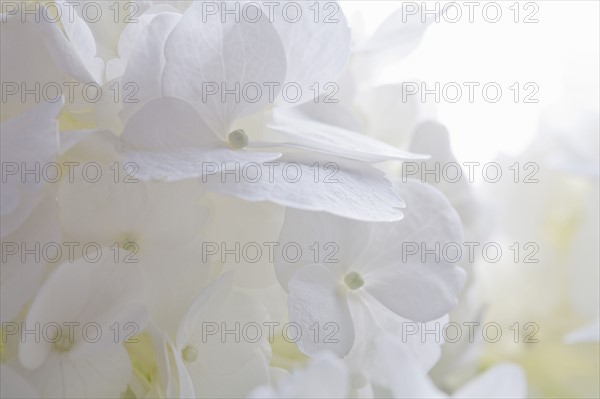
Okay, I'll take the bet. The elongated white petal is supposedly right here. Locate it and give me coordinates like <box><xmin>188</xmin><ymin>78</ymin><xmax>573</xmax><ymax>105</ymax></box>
<box><xmin>360</xmin><ymin>180</ymin><xmax>466</xmax><ymax>322</ymax></box>
<box><xmin>120</xmin><ymin>97</ymin><xmax>221</xmax><ymax>149</ymax></box>
<box><xmin>162</xmin><ymin>1</ymin><xmax>288</xmax><ymax>136</ymax></box>
<box><xmin>119</xmin><ymin>12</ymin><xmax>182</xmax><ymax>122</ymax></box>
<box><xmin>287</xmin><ymin>265</ymin><xmax>355</xmax><ymax>356</ymax></box>
<box><xmin>363</xmin><ymin>334</ymin><xmax>445</xmax><ymax>398</ymax></box>
<box><xmin>105</xmin><ymin>5</ymin><xmax>182</xmax><ymax>81</ymax></box>
<box><xmin>1</xmin><ymin>100</ymin><xmax>62</xmax><ymax>237</ymax></box>
<box><xmin>267</xmin><ymin>107</ymin><xmax>427</xmax><ymax>162</ymax></box>
<box><xmin>123</xmin><ymin>146</ymin><xmax>281</xmax><ymax>182</ymax></box>
<box><xmin>355</xmin><ymin>5</ymin><xmax>436</xmax><ymax>63</ymax></box>
<box><xmin>273</xmin><ymin>99</ymin><xmax>364</xmax><ymax>132</ymax></box>
<box><xmin>43</xmin><ymin>1</ymin><xmax>104</xmax><ymax>84</ymax></box>
<box><xmin>175</xmin><ymin>273</ymin><xmax>234</xmax><ymax>349</ymax></box>
<box><xmin>268</xmin><ymin>1</ymin><xmax>351</xmax><ymax>105</ymax></box>
<box><xmin>176</xmin><ymin>273</ymin><xmax>270</xmax><ymax>395</ymax></box>
<box><xmin>203</xmin><ymin>154</ymin><xmax>405</xmax><ymax>222</ymax></box>
<box><xmin>274</xmin><ymin>208</ymin><xmax>371</xmax><ymax>290</ymax></box>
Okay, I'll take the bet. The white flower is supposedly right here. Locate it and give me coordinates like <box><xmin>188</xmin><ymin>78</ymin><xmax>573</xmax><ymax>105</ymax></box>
<box><xmin>173</xmin><ymin>273</ymin><xmax>271</xmax><ymax>398</ymax></box>
<box><xmin>16</xmin><ymin>249</ymin><xmax>148</xmax><ymax>398</ymax></box>
<box><xmin>116</xmin><ymin>1</ymin><xmax>424</xmax><ymax>222</ymax></box>
<box><xmin>104</xmin><ymin>4</ymin><xmax>184</xmax><ymax>81</ymax></box>
<box><xmin>56</xmin><ymin>146</ymin><xmax>210</xmax><ymax>333</ymax></box>
<box><xmin>275</xmin><ymin>180</ymin><xmax>466</xmax><ymax>356</ymax></box>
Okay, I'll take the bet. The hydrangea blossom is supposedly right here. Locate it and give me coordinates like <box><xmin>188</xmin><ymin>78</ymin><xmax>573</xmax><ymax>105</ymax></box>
<box><xmin>0</xmin><ymin>1</ymin><xmax>548</xmax><ymax>398</ymax></box>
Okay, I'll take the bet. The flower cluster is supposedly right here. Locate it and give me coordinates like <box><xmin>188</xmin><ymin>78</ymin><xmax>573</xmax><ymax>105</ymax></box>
<box><xmin>1</xmin><ymin>1</ymin><xmax>527</xmax><ymax>398</ymax></box>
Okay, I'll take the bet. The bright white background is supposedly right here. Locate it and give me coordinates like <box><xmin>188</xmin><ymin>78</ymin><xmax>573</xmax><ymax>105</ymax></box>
<box><xmin>341</xmin><ymin>1</ymin><xmax>600</xmax><ymax>161</ymax></box>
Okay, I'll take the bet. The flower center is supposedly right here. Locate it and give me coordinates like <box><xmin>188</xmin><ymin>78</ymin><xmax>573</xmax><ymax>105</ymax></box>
<box><xmin>118</xmin><ymin>232</ymin><xmax>139</xmax><ymax>252</ymax></box>
<box><xmin>53</xmin><ymin>328</ymin><xmax>75</xmax><ymax>352</ymax></box>
<box><xmin>228</xmin><ymin>129</ymin><xmax>249</xmax><ymax>149</ymax></box>
<box><xmin>344</xmin><ymin>272</ymin><xmax>364</xmax><ymax>290</ymax></box>
<box><xmin>182</xmin><ymin>345</ymin><xmax>199</xmax><ymax>363</ymax></box>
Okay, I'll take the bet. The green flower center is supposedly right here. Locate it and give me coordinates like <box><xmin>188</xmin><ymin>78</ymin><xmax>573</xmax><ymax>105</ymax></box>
<box><xmin>53</xmin><ymin>329</ymin><xmax>75</xmax><ymax>352</ymax></box>
<box><xmin>228</xmin><ymin>129</ymin><xmax>249</xmax><ymax>149</ymax></box>
<box><xmin>344</xmin><ymin>272</ymin><xmax>364</xmax><ymax>290</ymax></box>
<box><xmin>182</xmin><ymin>345</ymin><xmax>199</xmax><ymax>362</ymax></box>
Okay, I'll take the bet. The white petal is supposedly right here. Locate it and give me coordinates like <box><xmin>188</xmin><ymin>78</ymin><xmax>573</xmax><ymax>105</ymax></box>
<box><xmin>162</xmin><ymin>1</ymin><xmax>288</xmax><ymax>135</ymax></box>
<box><xmin>189</xmin><ymin>353</ymin><xmax>269</xmax><ymax>399</ymax></box>
<box><xmin>249</xmin><ymin>352</ymin><xmax>350</xmax><ymax>398</ymax></box>
<box><xmin>1</xmin><ymin>100</ymin><xmax>62</xmax><ymax>237</ymax></box>
<box><xmin>168</xmin><ymin>339</ymin><xmax>196</xmax><ymax>399</ymax></box>
<box><xmin>358</xmin><ymin>296</ymin><xmax>447</xmax><ymax>373</ymax></box>
<box><xmin>354</xmin><ymin>84</ymin><xmax>420</xmax><ymax>149</ymax></box>
<box><xmin>363</xmin><ymin>334</ymin><xmax>445</xmax><ymax>398</ymax></box>
<box><xmin>410</xmin><ymin>121</ymin><xmax>484</xmax><ymax>232</ymax></box>
<box><xmin>355</xmin><ymin>5</ymin><xmax>435</xmax><ymax>64</ymax></box>
<box><xmin>269</xmin><ymin>1</ymin><xmax>351</xmax><ymax>105</ymax></box>
<box><xmin>23</xmin><ymin>345</ymin><xmax>132</xmax><ymax>398</ymax></box>
<box><xmin>0</xmin><ymin>14</ymin><xmax>64</xmax><ymax>119</ymax></box>
<box><xmin>58</xmin><ymin>173</ymin><xmax>150</xmax><ymax>245</ymax></box>
<box><xmin>203</xmin><ymin>194</ymin><xmax>285</xmax><ymax>289</ymax></box>
<box><xmin>43</xmin><ymin>1</ymin><xmax>104</xmax><ymax>83</ymax></box>
<box><xmin>287</xmin><ymin>265</ymin><xmax>354</xmax><ymax>356</ymax></box>
<box><xmin>175</xmin><ymin>273</ymin><xmax>234</xmax><ymax>350</ymax></box>
<box><xmin>124</xmin><ymin>146</ymin><xmax>282</xmax><ymax>182</ymax></box>
<box><xmin>266</xmin><ymin>107</ymin><xmax>426</xmax><ymax>162</ymax></box>
<box><xmin>58</xmin><ymin>169</ymin><xmax>207</xmax><ymax>254</ymax></box>
<box><xmin>118</xmin><ymin>97</ymin><xmax>280</xmax><ymax>181</ymax></box>
<box><xmin>273</xmin><ymin>99</ymin><xmax>364</xmax><ymax>132</ymax></box>
<box><xmin>19</xmin><ymin>249</ymin><xmax>146</xmax><ymax>370</ymax></box>
<box><xmin>361</xmin><ymin>180</ymin><xmax>466</xmax><ymax>322</ymax></box>
<box><xmin>274</xmin><ymin>208</ymin><xmax>371</xmax><ymax>290</ymax></box>
<box><xmin>120</xmin><ymin>97</ymin><xmax>221</xmax><ymax>149</ymax></box>
<box><xmin>119</xmin><ymin>12</ymin><xmax>182</xmax><ymax>122</ymax></box>
<box><xmin>193</xmin><ymin>292</ymin><xmax>269</xmax><ymax>368</ymax></box>
<box><xmin>202</xmin><ymin>154</ymin><xmax>405</xmax><ymax>222</ymax></box>
<box><xmin>1</xmin><ymin>191</ymin><xmax>59</xmax><ymax>323</ymax></box>
<box><xmin>175</xmin><ymin>273</ymin><xmax>271</xmax><ymax>395</ymax></box>
<box><xmin>105</xmin><ymin>9</ymin><xmax>175</xmax><ymax>81</ymax></box>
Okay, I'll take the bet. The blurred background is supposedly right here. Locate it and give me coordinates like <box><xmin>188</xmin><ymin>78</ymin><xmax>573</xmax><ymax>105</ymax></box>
<box><xmin>341</xmin><ymin>1</ymin><xmax>599</xmax><ymax>397</ymax></box>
